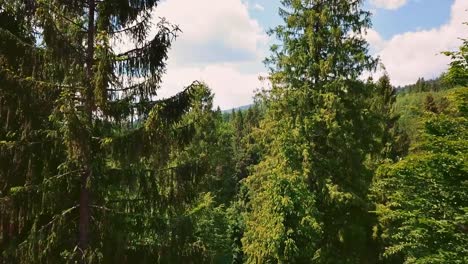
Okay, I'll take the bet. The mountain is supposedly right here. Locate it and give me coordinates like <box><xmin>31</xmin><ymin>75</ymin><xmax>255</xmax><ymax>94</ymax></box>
<box><xmin>222</xmin><ymin>104</ymin><xmax>253</xmax><ymax>113</ymax></box>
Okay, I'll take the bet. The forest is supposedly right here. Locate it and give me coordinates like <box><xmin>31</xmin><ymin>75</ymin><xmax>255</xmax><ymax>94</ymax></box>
<box><xmin>0</xmin><ymin>0</ymin><xmax>467</xmax><ymax>263</ymax></box>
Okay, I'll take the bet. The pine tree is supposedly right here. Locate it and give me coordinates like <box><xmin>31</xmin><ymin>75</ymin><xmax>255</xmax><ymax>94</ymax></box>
<box><xmin>0</xmin><ymin>0</ymin><xmax>200</xmax><ymax>262</ymax></box>
<box><xmin>242</xmin><ymin>0</ymin><xmax>380</xmax><ymax>262</ymax></box>
<box><xmin>231</xmin><ymin>106</ymin><xmax>263</xmax><ymax>184</ymax></box>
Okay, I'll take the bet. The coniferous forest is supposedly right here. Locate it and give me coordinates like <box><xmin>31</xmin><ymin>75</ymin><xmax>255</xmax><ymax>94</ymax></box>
<box><xmin>0</xmin><ymin>0</ymin><xmax>467</xmax><ymax>263</ymax></box>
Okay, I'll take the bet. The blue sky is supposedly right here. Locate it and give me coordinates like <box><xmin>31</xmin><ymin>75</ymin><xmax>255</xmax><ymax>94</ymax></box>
<box><xmin>147</xmin><ymin>0</ymin><xmax>467</xmax><ymax>109</ymax></box>
<box><xmin>251</xmin><ymin>0</ymin><xmax>453</xmax><ymax>40</ymax></box>
<box><xmin>366</xmin><ymin>0</ymin><xmax>453</xmax><ymax>39</ymax></box>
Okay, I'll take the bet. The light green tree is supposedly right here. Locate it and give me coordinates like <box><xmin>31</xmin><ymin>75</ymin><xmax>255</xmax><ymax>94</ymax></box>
<box><xmin>242</xmin><ymin>0</ymin><xmax>382</xmax><ymax>263</ymax></box>
<box><xmin>372</xmin><ymin>87</ymin><xmax>468</xmax><ymax>263</ymax></box>
<box><xmin>443</xmin><ymin>27</ymin><xmax>468</xmax><ymax>87</ymax></box>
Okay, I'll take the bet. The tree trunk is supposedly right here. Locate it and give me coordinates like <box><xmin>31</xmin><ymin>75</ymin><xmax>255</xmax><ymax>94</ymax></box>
<box><xmin>79</xmin><ymin>0</ymin><xmax>95</xmax><ymax>261</ymax></box>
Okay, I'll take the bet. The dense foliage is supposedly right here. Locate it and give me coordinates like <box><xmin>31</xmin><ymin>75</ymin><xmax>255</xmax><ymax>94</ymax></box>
<box><xmin>1</xmin><ymin>0</ymin><xmax>466</xmax><ymax>263</ymax></box>
<box><xmin>372</xmin><ymin>87</ymin><xmax>468</xmax><ymax>263</ymax></box>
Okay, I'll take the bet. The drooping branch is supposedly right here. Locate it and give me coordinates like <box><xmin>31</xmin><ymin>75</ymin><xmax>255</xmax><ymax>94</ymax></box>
<box><xmin>115</xmin><ymin>19</ymin><xmax>180</xmax><ymax>78</ymax></box>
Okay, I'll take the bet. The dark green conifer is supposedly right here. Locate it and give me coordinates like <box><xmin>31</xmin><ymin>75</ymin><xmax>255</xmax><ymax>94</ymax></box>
<box><xmin>0</xmin><ymin>0</ymin><xmax>200</xmax><ymax>262</ymax></box>
<box><xmin>425</xmin><ymin>93</ymin><xmax>439</xmax><ymax>113</ymax></box>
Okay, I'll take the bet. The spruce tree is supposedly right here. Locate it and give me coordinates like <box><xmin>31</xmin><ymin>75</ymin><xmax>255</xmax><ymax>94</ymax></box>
<box><xmin>242</xmin><ymin>0</ymin><xmax>380</xmax><ymax>262</ymax></box>
<box><xmin>0</xmin><ymin>0</ymin><xmax>200</xmax><ymax>262</ymax></box>
<box><xmin>372</xmin><ymin>74</ymin><xmax>409</xmax><ymax>161</ymax></box>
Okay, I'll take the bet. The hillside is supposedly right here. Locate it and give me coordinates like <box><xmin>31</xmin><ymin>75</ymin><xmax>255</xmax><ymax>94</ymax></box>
<box><xmin>395</xmin><ymin>86</ymin><xmax>467</xmax><ymax>143</ymax></box>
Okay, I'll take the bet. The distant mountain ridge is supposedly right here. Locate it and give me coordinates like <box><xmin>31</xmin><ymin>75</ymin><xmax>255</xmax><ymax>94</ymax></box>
<box><xmin>222</xmin><ymin>104</ymin><xmax>253</xmax><ymax>113</ymax></box>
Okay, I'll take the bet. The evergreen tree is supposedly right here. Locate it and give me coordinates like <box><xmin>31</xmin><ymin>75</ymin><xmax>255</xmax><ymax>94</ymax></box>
<box><xmin>242</xmin><ymin>0</ymin><xmax>381</xmax><ymax>262</ymax></box>
<box><xmin>231</xmin><ymin>105</ymin><xmax>263</xmax><ymax>185</ymax></box>
<box><xmin>0</xmin><ymin>0</ymin><xmax>200</xmax><ymax>262</ymax></box>
<box><xmin>2</xmin><ymin>1</ymin><xmax>464</xmax><ymax>264</ymax></box>
<box><xmin>0</xmin><ymin>4</ymin><xmax>68</xmax><ymax>262</ymax></box>
<box><xmin>137</xmin><ymin>83</ymin><xmax>234</xmax><ymax>263</ymax></box>
<box><xmin>424</xmin><ymin>93</ymin><xmax>439</xmax><ymax>114</ymax></box>
<box><xmin>372</xmin><ymin>74</ymin><xmax>409</xmax><ymax>161</ymax></box>
<box><xmin>415</xmin><ymin>78</ymin><xmax>427</xmax><ymax>92</ymax></box>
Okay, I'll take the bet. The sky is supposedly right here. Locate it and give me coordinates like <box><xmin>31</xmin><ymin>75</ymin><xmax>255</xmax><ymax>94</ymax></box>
<box><xmin>146</xmin><ymin>0</ymin><xmax>468</xmax><ymax>110</ymax></box>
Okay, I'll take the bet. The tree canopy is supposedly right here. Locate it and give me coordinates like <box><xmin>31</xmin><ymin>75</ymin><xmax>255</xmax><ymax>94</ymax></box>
<box><xmin>1</xmin><ymin>1</ymin><xmax>466</xmax><ymax>264</ymax></box>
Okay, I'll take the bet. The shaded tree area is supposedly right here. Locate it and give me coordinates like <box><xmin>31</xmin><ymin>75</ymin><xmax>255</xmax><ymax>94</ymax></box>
<box><xmin>0</xmin><ymin>0</ymin><xmax>233</xmax><ymax>262</ymax></box>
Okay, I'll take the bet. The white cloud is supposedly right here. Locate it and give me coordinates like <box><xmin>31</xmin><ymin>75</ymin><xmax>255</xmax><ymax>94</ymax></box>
<box><xmin>118</xmin><ymin>0</ymin><xmax>467</xmax><ymax>108</ymax></box>
<box><xmin>253</xmin><ymin>3</ymin><xmax>265</xmax><ymax>11</ymax></box>
<box><xmin>150</xmin><ymin>0</ymin><xmax>269</xmax><ymax>109</ymax></box>
<box><xmin>157</xmin><ymin>0</ymin><xmax>268</xmax><ymax>65</ymax></box>
<box><xmin>158</xmin><ymin>62</ymin><xmax>266</xmax><ymax>109</ymax></box>
<box><xmin>368</xmin><ymin>0</ymin><xmax>468</xmax><ymax>86</ymax></box>
<box><xmin>370</xmin><ymin>0</ymin><xmax>408</xmax><ymax>10</ymax></box>
<box><xmin>365</xmin><ymin>28</ymin><xmax>386</xmax><ymax>53</ymax></box>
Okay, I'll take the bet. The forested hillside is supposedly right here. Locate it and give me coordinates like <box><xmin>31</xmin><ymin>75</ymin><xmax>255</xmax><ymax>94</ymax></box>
<box><xmin>0</xmin><ymin>0</ymin><xmax>466</xmax><ymax>263</ymax></box>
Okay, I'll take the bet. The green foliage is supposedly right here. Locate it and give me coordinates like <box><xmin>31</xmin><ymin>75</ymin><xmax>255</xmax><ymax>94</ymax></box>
<box><xmin>398</xmin><ymin>77</ymin><xmax>451</xmax><ymax>94</ymax></box>
<box><xmin>1</xmin><ymin>1</ymin><xmax>467</xmax><ymax>263</ymax></box>
<box><xmin>372</xmin><ymin>87</ymin><xmax>468</xmax><ymax>263</ymax></box>
<box><xmin>443</xmin><ymin>23</ymin><xmax>468</xmax><ymax>87</ymax></box>
<box><xmin>372</xmin><ymin>74</ymin><xmax>409</xmax><ymax>161</ymax></box>
<box><xmin>424</xmin><ymin>94</ymin><xmax>439</xmax><ymax>114</ymax></box>
<box><xmin>0</xmin><ymin>0</ymin><xmax>210</xmax><ymax>262</ymax></box>
<box><xmin>394</xmin><ymin>87</ymin><xmax>458</xmax><ymax>145</ymax></box>
<box><xmin>242</xmin><ymin>157</ymin><xmax>321</xmax><ymax>263</ymax></box>
<box><xmin>241</xmin><ymin>0</ymin><xmax>384</xmax><ymax>263</ymax></box>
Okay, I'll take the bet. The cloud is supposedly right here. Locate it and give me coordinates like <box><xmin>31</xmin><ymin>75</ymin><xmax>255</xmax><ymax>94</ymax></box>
<box><xmin>253</xmin><ymin>3</ymin><xmax>265</xmax><ymax>11</ymax></box>
<box><xmin>156</xmin><ymin>0</ymin><xmax>268</xmax><ymax>66</ymax></box>
<box><xmin>365</xmin><ymin>28</ymin><xmax>386</xmax><ymax>53</ymax></box>
<box><xmin>367</xmin><ymin>0</ymin><xmax>468</xmax><ymax>86</ymax></box>
<box><xmin>152</xmin><ymin>0</ymin><xmax>269</xmax><ymax>109</ymax></box>
<box><xmin>158</xmin><ymin>62</ymin><xmax>266</xmax><ymax>109</ymax></box>
<box><xmin>370</xmin><ymin>0</ymin><xmax>408</xmax><ymax>10</ymax></box>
